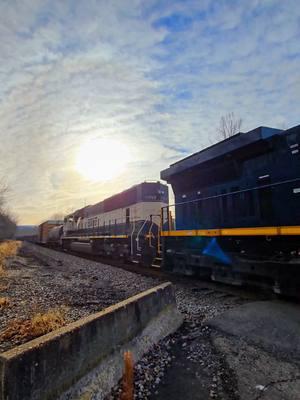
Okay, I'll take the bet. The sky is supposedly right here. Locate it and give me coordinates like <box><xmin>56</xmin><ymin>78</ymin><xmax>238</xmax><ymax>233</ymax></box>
<box><xmin>0</xmin><ymin>0</ymin><xmax>299</xmax><ymax>224</ymax></box>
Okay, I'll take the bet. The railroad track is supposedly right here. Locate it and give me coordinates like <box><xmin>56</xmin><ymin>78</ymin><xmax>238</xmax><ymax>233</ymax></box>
<box><xmin>40</xmin><ymin>244</ymin><xmax>275</xmax><ymax>302</ymax></box>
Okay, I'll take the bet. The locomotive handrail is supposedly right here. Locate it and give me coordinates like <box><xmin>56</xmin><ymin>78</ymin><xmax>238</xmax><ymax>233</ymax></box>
<box><xmin>148</xmin><ymin>215</ymin><xmax>154</xmax><ymax>248</ymax></box>
<box><xmin>136</xmin><ymin>219</ymin><xmax>148</xmax><ymax>252</ymax></box>
<box><xmin>130</xmin><ymin>220</ymin><xmax>136</xmax><ymax>256</ymax></box>
<box><xmin>162</xmin><ymin>177</ymin><xmax>300</xmax><ymax>210</ymax></box>
<box><xmin>161</xmin><ymin>177</ymin><xmax>300</xmax><ymax>232</ymax></box>
<box><xmin>148</xmin><ymin>214</ymin><xmax>160</xmax><ymax>248</ymax></box>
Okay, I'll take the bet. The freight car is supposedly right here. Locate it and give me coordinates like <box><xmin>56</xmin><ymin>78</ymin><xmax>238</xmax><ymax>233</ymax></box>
<box><xmin>160</xmin><ymin>124</ymin><xmax>300</xmax><ymax>296</ymax></box>
<box><xmin>38</xmin><ymin>220</ymin><xmax>63</xmax><ymax>244</ymax></box>
<box><xmin>47</xmin><ymin>225</ymin><xmax>63</xmax><ymax>247</ymax></box>
<box><xmin>61</xmin><ymin>181</ymin><xmax>168</xmax><ymax>266</ymax></box>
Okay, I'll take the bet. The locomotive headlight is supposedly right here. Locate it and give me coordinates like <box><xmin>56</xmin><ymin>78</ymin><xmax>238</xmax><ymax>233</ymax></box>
<box><xmin>75</xmin><ymin>137</ymin><xmax>131</xmax><ymax>182</ymax></box>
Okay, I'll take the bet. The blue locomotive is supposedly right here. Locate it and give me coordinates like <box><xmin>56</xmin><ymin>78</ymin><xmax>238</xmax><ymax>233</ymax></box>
<box><xmin>160</xmin><ymin>124</ymin><xmax>300</xmax><ymax>296</ymax></box>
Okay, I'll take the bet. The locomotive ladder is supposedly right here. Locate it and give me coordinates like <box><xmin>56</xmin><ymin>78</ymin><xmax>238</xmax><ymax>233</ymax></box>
<box><xmin>150</xmin><ymin>213</ymin><xmax>163</xmax><ymax>269</ymax></box>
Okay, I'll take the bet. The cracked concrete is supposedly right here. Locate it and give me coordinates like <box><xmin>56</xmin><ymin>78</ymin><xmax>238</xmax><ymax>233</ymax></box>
<box><xmin>209</xmin><ymin>301</ymin><xmax>300</xmax><ymax>400</ymax></box>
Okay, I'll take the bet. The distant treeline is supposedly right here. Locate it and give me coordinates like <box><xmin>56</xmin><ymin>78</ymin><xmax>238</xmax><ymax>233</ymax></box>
<box><xmin>0</xmin><ymin>183</ymin><xmax>17</xmax><ymax>240</ymax></box>
<box><xmin>15</xmin><ymin>226</ymin><xmax>38</xmax><ymax>242</ymax></box>
<box><xmin>0</xmin><ymin>212</ymin><xmax>16</xmax><ymax>240</ymax></box>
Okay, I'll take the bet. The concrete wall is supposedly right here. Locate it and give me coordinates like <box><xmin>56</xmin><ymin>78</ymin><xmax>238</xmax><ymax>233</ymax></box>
<box><xmin>0</xmin><ymin>282</ymin><xmax>182</xmax><ymax>400</ymax></box>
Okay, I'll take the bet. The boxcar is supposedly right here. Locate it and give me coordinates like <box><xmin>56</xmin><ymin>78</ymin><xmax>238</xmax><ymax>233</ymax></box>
<box><xmin>38</xmin><ymin>220</ymin><xmax>63</xmax><ymax>244</ymax></box>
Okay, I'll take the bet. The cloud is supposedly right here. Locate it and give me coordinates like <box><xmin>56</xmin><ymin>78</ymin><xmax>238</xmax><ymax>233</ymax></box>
<box><xmin>0</xmin><ymin>0</ymin><xmax>299</xmax><ymax>223</ymax></box>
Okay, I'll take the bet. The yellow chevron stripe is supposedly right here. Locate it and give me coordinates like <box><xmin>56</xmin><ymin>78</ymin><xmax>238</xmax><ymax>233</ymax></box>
<box><xmin>161</xmin><ymin>226</ymin><xmax>300</xmax><ymax>237</ymax></box>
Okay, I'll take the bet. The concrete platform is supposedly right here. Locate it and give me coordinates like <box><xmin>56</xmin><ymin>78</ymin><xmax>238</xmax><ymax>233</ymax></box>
<box><xmin>209</xmin><ymin>301</ymin><xmax>300</xmax><ymax>400</ymax></box>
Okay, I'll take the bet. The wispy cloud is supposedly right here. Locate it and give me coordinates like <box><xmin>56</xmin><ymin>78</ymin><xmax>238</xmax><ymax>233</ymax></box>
<box><xmin>0</xmin><ymin>0</ymin><xmax>299</xmax><ymax>223</ymax></box>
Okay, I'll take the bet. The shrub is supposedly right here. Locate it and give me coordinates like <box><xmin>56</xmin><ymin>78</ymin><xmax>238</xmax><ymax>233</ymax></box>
<box><xmin>0</xmin><ymin>240</ymin><xmax>21</xmax><ymax>274</ymax></box>
<box><xmin>0</xmin><ymin>297</ymin><xmax>9</xmax><ymax>308</ymax></box>
<box><xmin>0</xmin><ymin>307</ymin><xmax>68</xmax><ymax>342</ymax></box>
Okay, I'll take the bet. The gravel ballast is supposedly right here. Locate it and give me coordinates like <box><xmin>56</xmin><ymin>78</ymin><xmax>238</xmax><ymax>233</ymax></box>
<box><xmin>0</xmin><ymin>242</ymin><xmax>160</xmax><ymax>352</ymax></box>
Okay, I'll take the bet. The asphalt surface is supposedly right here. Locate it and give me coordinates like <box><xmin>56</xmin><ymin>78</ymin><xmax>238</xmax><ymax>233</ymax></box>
<box><xmin>208</xmin><ymin>301</ymin><xmax>300</xmax><ymax>400</ymax></box>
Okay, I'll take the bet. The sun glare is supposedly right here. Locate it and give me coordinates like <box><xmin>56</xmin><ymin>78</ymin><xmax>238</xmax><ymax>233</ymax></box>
<box><xmin>75</xmin><ymin>138</ymin><xmax>131</xmax><ymax>182</ymax></box>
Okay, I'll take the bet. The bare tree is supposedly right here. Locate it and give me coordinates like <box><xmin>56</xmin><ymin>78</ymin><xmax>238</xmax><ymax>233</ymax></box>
<box><xmin>0</xmin><ymin>181</ymin><xmax>8</xmax><ymax>210</ymax></box>
<box><xmin>0</xmin><ymin>210</ymin><xmax>17</xmax><ymax>239</ymax></box>
<box><xmin>49</xmin><ymin>212</ymin><xmax>65</xmax><ymax>221</ymax></box>
<box><xmin>0</xmin><ymin>181</ymin><xmax>17</xmax><ymax>239</ymax></box>
<box><xmin>218</xmin><ymin>112</ymin><xmax>243</xmax><ymax>140</ymax></box>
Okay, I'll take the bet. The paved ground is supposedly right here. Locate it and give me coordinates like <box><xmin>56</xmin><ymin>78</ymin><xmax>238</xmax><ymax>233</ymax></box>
<box><xmin>208</xmin><ymin>301</ymin><xmax>300</xmax><ymax>400</ymax></box>
<box><xmin>209</xmin><ymin>300</ymin><xmax>300</xmax><ymax>360</ymax></box>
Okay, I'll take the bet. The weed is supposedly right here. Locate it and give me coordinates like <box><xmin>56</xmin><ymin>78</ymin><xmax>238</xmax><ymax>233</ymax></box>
<box><xmin>0</xmin><ymin>306</ymin><xmax>68</xmax><ymax>342</ymax></box>
<box><xmin>0</xmin><ymin>241</ymin><xmax>21</xmax><ymax>275</ymax></box>
<box><xmin>0</xmin><ymin>283</ymin><xmax>9</xmax><ymax>291</ymax></box>
<box><xmin>0</xmin><ymin>297</ymin><xmax>9</xmax><ymax>308</ymax></box>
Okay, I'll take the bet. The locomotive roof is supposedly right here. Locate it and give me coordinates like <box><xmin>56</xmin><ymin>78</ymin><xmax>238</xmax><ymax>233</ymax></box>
<box><xmin>161</xmin><ymin>125</ymin><xmax>283</xmax><ymax>182</ymax></box>
<box><xmin>67</xmin><ymin>181</ymin><xmax>167</xmax><ymax>218</ymax></box>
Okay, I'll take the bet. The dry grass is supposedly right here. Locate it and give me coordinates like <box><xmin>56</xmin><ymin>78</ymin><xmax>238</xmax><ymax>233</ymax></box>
<box><xmin>0</xmin><ymin>283</ymin><xmax>9</xmax><ymax>291</ymax></box>
<box><xmin>0</xmin><ymin>306</ymin><xmax>68</xmax><ymax>343</ymax></box>
<box><xmin>0</xmin><ymin>297</ymin><xmax>10</xmax><ymax>308</ymax></box>
<box><xmin>0</xmin><ymin>240</ymin><xmax>21</xmax><ymax>275</ymax></box>
<box><xmin>119</xmin><ymin>351</ymin><xmax>134</xmax><ymax>400</ymax></box>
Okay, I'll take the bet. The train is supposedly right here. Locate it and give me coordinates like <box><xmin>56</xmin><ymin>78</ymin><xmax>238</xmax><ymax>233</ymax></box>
<box><xmin>42</xmin><ymin>181</ymin><xmax>168</xmax><ymax>267</ymax></box>
<box><xmin>38</xmin><ymin>220</ymin><xmax>63</xmax><ymax>244</ymax></box>
<box><xmin>40</xmin><ymin>123</ymin><xmax>300</xmax><ymax>297</ymax></box>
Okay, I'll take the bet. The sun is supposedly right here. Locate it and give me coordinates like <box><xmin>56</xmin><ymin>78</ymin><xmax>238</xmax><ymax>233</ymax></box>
<box><xmin>75</xmin><ymin>137</ymin><xmax>131</xmax><ymax>182</ymax></box>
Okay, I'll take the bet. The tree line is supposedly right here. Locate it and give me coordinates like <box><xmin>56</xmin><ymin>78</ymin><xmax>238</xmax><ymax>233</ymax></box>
<box><xmin>0</xmin><ymin>182</ymin><xmax>16</xmax><ymax>240</ymax></box>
